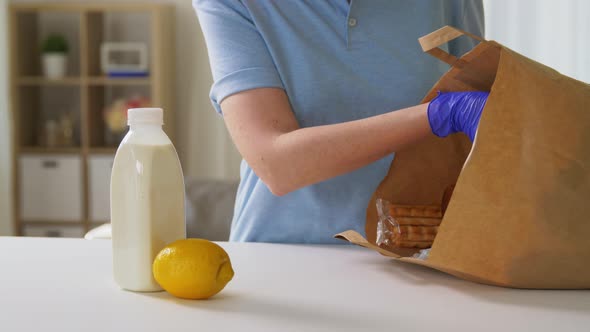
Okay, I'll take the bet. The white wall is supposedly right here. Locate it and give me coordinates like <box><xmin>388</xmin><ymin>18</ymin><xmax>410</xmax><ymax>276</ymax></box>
<box><xmin>0</xmin><ymin>0</ymin><xmax>14</xmax><ymax>236</ymax></box>
<box><xmin>484</xmin><ymin>0</ymin><xmax>590</xmax><ymax>83</ymax></box>
<box><xmin>169</xmin><ymin>0</ymin><xmax>241</xmax><ymax>179</ymax></box>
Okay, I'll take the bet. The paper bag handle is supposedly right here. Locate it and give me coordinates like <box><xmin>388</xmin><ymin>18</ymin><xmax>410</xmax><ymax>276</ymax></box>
<box><xmin>418</xmin><ymin>26</ymin><xmax>484</xmax><ymax>66</ymax></box>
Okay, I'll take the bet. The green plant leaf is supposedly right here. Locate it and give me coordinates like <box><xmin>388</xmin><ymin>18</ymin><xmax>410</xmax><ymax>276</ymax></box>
<box><xmin>41</xmin><ymin>34</ymin><xmax>69</xmax><ymax>53</ymax></box>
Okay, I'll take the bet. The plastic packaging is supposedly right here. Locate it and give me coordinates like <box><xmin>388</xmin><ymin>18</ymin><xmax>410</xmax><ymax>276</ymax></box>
<box><xmin>111</xmin><ymin>108</ymin><xmax>186</xmax><ymax>292</ymax></box>
<box><xmin>376</xmin><ymin>198</ymin><xmax>442</xmax><ymax>250</ymax></box>
<box><xmin>412</xmin><ymin>248</ymin><xmax>431</xmax><ymax>260</ymax></box>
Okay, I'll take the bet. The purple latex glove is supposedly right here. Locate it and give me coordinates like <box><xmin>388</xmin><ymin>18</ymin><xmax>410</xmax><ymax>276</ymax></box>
<box><xmin>427</xmin><ymin>91</ymin><xmax>489</xmax><ymax>141</ymax></box>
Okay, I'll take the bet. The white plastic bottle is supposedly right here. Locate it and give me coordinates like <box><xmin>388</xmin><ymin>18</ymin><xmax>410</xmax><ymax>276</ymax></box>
<box><xmin>111</xmin><ymin>108</ymin><xmax>186</xmax><ymax>292</ymax></box>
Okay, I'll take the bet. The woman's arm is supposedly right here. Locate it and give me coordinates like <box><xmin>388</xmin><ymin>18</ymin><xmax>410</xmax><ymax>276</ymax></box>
<box><xmin>222</xmin><ymin>88</ymin><xmax>431</xmax><ymax>196</ymax></box>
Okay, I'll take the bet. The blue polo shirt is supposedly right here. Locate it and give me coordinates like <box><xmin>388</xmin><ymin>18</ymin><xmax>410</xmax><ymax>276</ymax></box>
<box><xmin>193</xmin><ymin>0</ymin><xmax>484</xmax><ymax>243</ymax></box>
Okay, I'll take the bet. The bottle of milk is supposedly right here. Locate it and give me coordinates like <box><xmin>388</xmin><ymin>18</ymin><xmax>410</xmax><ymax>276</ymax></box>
<box><xmin>111</xmin><ymin>108</ymin><xmax>186</xmax><ymax>292</ymax></box>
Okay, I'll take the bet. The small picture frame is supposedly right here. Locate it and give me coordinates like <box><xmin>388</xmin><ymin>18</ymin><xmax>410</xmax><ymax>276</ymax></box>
<box><xmin>100</xmin><ymin>42</ymin><xmax>149</xmax><ymax>77</ymax></box>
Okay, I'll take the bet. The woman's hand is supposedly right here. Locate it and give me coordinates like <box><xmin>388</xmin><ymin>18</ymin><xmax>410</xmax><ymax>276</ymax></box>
<box><xmin>221</xmin><ymin>88</ymin><xmax>487</xmax><ymax>196</ymax></box>
<box><xmin>427</xmin><ymin>91</ymin><xmax>489</xmax><ymax>141</ymax></box>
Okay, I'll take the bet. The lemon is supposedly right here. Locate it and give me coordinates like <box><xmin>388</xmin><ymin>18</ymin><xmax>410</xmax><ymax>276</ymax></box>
<box><xmin>153</xmin><ymin>238</ymin><xmax>234</xmax><ymax>300</ymax></box>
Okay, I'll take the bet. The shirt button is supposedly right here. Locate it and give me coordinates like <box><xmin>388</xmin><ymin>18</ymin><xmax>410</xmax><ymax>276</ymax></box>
<box><xmin>348</xmin><ymin>18</ymin><xmax>357</xmax><ymax>27</ymax></box>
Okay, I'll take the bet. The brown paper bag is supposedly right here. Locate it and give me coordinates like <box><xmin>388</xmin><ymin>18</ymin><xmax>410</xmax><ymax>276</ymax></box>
<box><xmin>336</xmin><ymin>26</ymin><xmax>590</xmax><ymax>289</ymax></box>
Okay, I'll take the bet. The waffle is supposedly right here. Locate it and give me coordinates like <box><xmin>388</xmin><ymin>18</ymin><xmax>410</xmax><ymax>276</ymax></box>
<box><xmin>380</xmin><ymin>219</ymin><xmax>440</xmax><ymax>249</ymax></box>
<box><xmin>388</xmin><ymin>205</ymin><xmax>442</xmax><ymax>219</ymax></box>
<box><xmin>377</xmin><ymin>199</ymin><xmax>445</xmax><ymax>249</ymax></box>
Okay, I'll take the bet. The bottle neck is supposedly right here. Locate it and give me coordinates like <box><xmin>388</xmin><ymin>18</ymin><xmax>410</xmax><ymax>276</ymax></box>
<box><xmin>129</xmin><ymin>123</ymin><xmax>163</xmax><ymax>131</ymax></box>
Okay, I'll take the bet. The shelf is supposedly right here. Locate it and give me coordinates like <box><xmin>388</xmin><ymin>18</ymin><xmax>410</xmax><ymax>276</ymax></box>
<box><xmin>10</xmin><ymin>2</ymin><xmax>174</xmax><ymax>237</ymax></box>
<box><xmin>89</xmin><ymin>147</ymin><xmax>117</xmax><ymax>154</ymax></box>
<box><xmin>86</xmin><ymin>76</ymin><xmax>151</xmax><ymax>86</ymax></box>
<box><xmin>20</xmin><ymin>146</ymin><xmax>82</xmax><ymax>154</ymax></box>
<box><xmin>21</xmin><ymin>220</ymin><xmax>85</xmax><ymax>227</ymax></box>
<box><xmin>11</xmin><ymin>3</ymin><xmax>170</xmax><ymax>12</ymax></box>
<box><xmin>17</xmin><ymin>76</ymin><xmax>151</xmax><ymax>86</ymax></box>
<box><xmin>18</xmin><ymin>76</ymin><xmax>82</xmax><ymax>86</ymax></box>
<box><xmin>20</xmin><ymin>146</ymin><xmax>118</xmax><ymax>155</ymax></box>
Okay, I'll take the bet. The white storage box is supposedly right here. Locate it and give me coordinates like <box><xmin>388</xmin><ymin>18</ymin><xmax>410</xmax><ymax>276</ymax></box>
<box><xmin>20</xmin><ymin>154</ymin><xmax>83</xmax><ymax>221</ymax></box>
<box><xmin>22</xmin><ymin>224</ymin><xmax>85</xmax><ymax>238</ymax></box>
<box><xmin>89</xmin><ymin>155</ymin><xmax>114</xmax><ymax>222</ymax></box>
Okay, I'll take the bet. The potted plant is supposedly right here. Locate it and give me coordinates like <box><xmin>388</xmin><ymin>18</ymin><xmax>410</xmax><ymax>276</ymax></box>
<box><xmin>41</xmin><ymin>34</ymin><xmax>69</xmax><ymax>79</ymax></box>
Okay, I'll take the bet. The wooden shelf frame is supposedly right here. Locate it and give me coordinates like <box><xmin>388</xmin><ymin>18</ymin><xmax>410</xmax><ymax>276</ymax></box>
<box><xmin>21</xmin><ymin>220</ymin><xmax>88</xmax><ymax>227</ymax></box>
<box><xmin>20</xmin><ymin>146</ymin><xmax>82</xmax><ymax>154</ymax></box>
<box><xmin>86</xmin><ymin>76</ymin><xmax>152</xmax><ymax>86</ymax></box>
<box><xmin>88</xmin><ymin>147</ymin><xmax>118</xmax><ymax>154</ymax></box>
<box><xmin>10</xmin><ymin>2</ymin><xmax>176</xmax><ymax>237</ymax></box>
<box><xmin>16</xmin><ymin>76</ymin><xmax>152</xmax><ymax>86</ymax></box>
<box><xmin>18</xmin><ymin>76</ymin><xmax>82</xmax><ymax>86</ymax></box>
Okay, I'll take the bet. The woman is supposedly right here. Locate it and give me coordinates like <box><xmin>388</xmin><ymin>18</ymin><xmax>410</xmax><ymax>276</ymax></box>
<box><xmin>193</xmin><ymin>0</ymin><xmax>487</xmax><ymax>243</ymax></box>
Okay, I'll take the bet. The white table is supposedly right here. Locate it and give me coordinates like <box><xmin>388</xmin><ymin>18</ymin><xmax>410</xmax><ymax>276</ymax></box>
<box><xmin>0</xmin><ymin>237</ymin><xmax>588</xmax><ymax>332</ymax></box>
